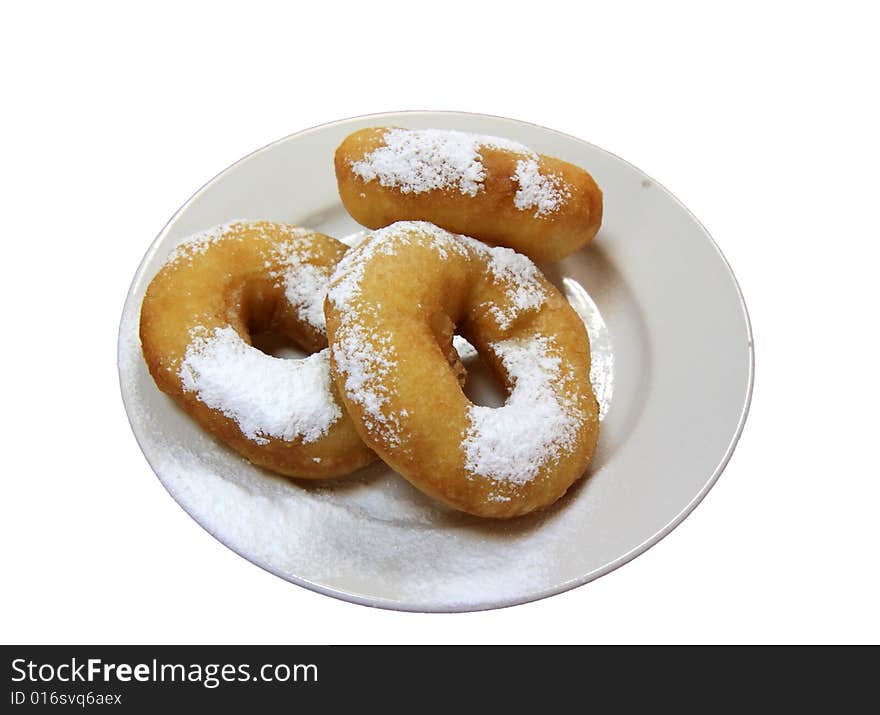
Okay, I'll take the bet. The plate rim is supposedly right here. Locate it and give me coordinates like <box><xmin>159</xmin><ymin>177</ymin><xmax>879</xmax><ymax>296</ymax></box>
<box><xmin>117</xmin><ymin>109</ymin><xmax>755</xmax><ymax>613</ymax></box>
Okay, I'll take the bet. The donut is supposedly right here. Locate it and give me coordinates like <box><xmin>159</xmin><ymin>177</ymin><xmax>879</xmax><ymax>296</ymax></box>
<box><xmin>324</xmin><ymin>221</ymin><xmax>599</xmax><ymax>518</ymax></box>
<box><xmin>334</xmin><ymin>127</ymin><xmax>603</xmax><ymax>262</ymax></box>
<box><xmin>139</xmin><ymin>220</ymin><xmax>376</xmax><ymax>478</ymax></box>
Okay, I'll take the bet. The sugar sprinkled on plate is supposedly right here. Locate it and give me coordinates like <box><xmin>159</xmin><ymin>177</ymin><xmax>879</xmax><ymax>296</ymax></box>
<box><xmin>121</xmin><ymin>261</ymin><xmax>603</xmax><ymax>609</ymax></box>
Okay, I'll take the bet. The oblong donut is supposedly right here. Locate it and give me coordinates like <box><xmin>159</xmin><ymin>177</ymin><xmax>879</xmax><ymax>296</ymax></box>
<box><xmin>139</xmin><ymin>220</ymin><xmax>376</xmax><ymax>478</ymax></box>
<box><xmin>324</xmin><ymin>221</ymin><xmax>600</xmax><ymax>518</ymax></box>
<box><xmin>335</xmin><ymin>127</ymin><xmax>603</xmax><ymax>262</ymax></box>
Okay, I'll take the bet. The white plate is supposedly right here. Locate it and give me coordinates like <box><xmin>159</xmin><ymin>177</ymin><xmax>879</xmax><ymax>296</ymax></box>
<box><xmin>118</xmin><ymin>111</ymin><xmax>753</xmax><ymax>612</ymax></box>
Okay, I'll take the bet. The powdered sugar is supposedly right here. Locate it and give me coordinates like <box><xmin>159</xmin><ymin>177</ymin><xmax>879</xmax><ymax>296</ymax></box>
<box><xmin>460</xmin><ymin>237</ymin><xmax>548</xmax><ymax>329</ymax></box>
<box><xmin>281</xmin><ymin>258</ymin><xmax>332</xmax><ymax>334</ymax></box>
<box><xmin>349</xmin><ymin>128</ymin><xmax>570</xmax><ymax>217</ymax></box>
<box><xmin>330</xmin><ymin>321</ymin><xmax>403</xmax><ymax>445</ymax></box>
<box><xmin>350</xmin><ymin>128</ymin><xmax>528</xmax><ymax>197</ymax></box>
<box><xmin>260</xmin><ymin>228</ymin><xmax>336</xmax><ymax>335</ymax></box>
<box><xmin>179</xmin><ymin>326</ymin><xmax>341</xmax><ymax>445</ymax></box>
<box><xmin>166</xmin><ymin>221</ymin><xmax>241</xmax><ymax>264</ymax></box>
<box><xmin>485</xmin><ymin>246</ymin><xmax>548</xmax><ymax>329</ymax></box>
<box><xmin>328</xmin><ymin>221</ymin><xmax>466</xmax><ymax>313</ymax></box>
<box><xmin>327</xmin><ymin>228</ymin><xmax>397</xmax><ymax>311</ymax></box>
<box><xmin>452</xmin><ymin>334</ymin><xmax>478</xmax><ymax>361</ymax></box>
<box><xmin>327</xmin><ymin>237</ymin><xmax>399</xmax><ymax>442</ymax></box>
<box><xmin>167</xmin><ymin>221</ymin><xmax>314</xmax><ymax>265</ymax></box>
<box><xmin>513</xmin><ymin>158</ymin><xmax>571</xmax><ymax>217</ymax></box>
<box><xmin>463</xmin><ymin>336</ymin><xmax>582</xmax><ymax>486</ymax></box>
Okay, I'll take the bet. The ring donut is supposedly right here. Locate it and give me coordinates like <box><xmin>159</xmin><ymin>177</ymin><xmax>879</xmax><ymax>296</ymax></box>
<box><xmin>139</xmin><ymin>220</ymin><xmax>376</xmax><ymax>478</ymax></box>
<box><xmin>324</xmin><ymin>221</ymin><xmax>599</xmax><ymax>518</ymax></box>
<box><xmin>335</xmin><ymin>127</ymin><xmax>603</xmax><ymax>262</ymax></box>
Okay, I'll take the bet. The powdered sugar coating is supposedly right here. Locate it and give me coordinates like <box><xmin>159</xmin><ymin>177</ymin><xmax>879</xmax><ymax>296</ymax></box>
<box><xmin>463</xmin><ymin>336</ymin><xmax>582</xmax><ymax>485</ymax></box>
<box><xmin>513</xmin><ymin>158</ymin><xmax>571</xmax><ymax>217</ymax></box>
<box><xmin>350</xmin><ymin>128</ymin><xmax>570</xmax><ymax>218</ymax></box>
<box><xmin>327</xmin><ymin>221</ymin><xmax>469</xmax><ymax>318</ymax></box>
<box><xmin>179</xmin><ymin>326</ymin><xmax>341</xmax><ymax>445</ymax></box>
<box><xmin>452</xmin><ymin>335</ymin><xmax>478</xmax><ymax>361</ymax></box>
<box><xmin>461</xmin><ymin>237</ymin><xmax>549</xmax><ymax>329</ymax></box>
<box><xmin>350</xmin><ymin>128</ymin><xmax>529</xmax><ymax>197</ymax></box>
<box><xmin>280</xmin><ymin>256</ymin><xmax>332</xmax><ymax>335</ymax></box>
<box><xmin>167</xmin><ymin>221</ymin><xmax>314</xmax><ymax>265</ymax></box>
<box><xmin>166</xmin><ymin>221</ymin><xmax>241</xmax><ymax>264</ymax></box>
<box><xmin>328</xmin><ymin>227</ymin><xmax>401</xmax><ymax>310</ymax></box>
<box><xmin>330</xmin><ymin>320</ymin><xmax>403</xmax><ymax>445</ymax></box>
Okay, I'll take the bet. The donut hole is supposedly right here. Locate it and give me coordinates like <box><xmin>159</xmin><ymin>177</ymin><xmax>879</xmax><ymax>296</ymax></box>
<box><xmin>453</xmin><ymin>335</ymin><xmax>506</xmax><ymax>409</ymax></box>
<box><xmin>250</xmin><ymin>330</ymin><xmax>311</xmax><ymax>360</ymax></box>
<box><xmin>238</xmin><ymin>282</ymin><xmax>322</xmax><ymax>360</ymax></box>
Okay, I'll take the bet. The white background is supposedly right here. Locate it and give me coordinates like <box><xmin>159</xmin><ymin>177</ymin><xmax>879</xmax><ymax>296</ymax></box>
<box><xmin>2</xmin><ymin>2</ymin><xmax>877</xmax><ymax>644</ymax></box>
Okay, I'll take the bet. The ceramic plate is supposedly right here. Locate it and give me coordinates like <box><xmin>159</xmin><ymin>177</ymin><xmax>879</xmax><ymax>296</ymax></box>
<box><xmin>118</xmin><ymin>111</ymin><xmax>753</xmax><ymax>612</ymax></box>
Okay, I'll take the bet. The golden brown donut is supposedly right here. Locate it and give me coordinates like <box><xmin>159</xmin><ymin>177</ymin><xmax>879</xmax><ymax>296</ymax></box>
<box><xmin>325</xmin><ymin>221</ymin><xmax>599</xmax><ymax>518</ymax></box>
<box><xmin>335</xmin><ymin>127</ymin><xmax>603</xmax><ymax>262</ymax></box>
<box><xmin>139</xmin><ymin>220</ymin><xmax>376</xmax><ymax>478</ymax></box>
